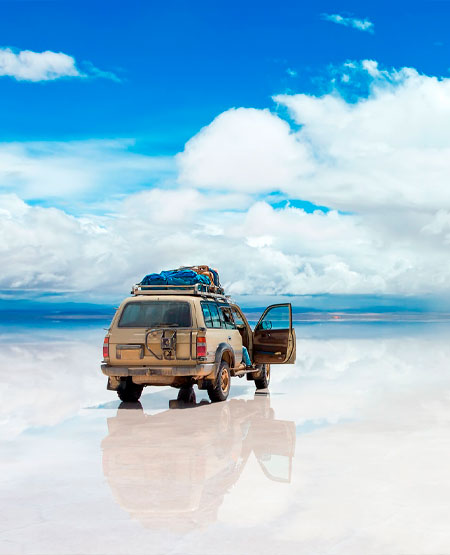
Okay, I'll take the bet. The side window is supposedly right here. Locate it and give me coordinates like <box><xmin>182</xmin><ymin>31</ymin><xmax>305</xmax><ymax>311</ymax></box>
<box><xmin>201</xmin><ymin>302</ymin><xmax>213</xmax><ymax>328</ymax></box>
<box><xmin>220</xmin><ymin>307</ymin><xmax>236</xmax><ymax>329</ymax></box>
<box><xmin>231</xmin><ymin>307</ymin><xmax>245</xmax><ymax>327</ymax></box>
<box><xmin>208</xmin><ymin>303</ymin><xmax>222</xmax><ymax>328</ymax></box>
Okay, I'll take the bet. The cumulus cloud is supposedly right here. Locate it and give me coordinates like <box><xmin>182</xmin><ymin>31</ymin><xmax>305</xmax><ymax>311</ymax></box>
<box><xmin>0</xmin><ymin>188</ymin><xmax>448</xmax><ymax>297</ymax></box>
<box><xmin>274</xmin><ymin>63</ymin><xmax>450</xmax><ymax>212</ymax></box>
<box><xmin>175</xmin><ymin>61</ymin><xmax>450</xmax><ymax>295</ymax></box>
<box><xmin>177</xmin><ymin>108</ymin><xmax>314</xmax><ymax>192</ymax></box>
<box><xmin>321</xmin><ymin>13</ymin><xmax>374</xmax><ymax>33</ymax></box>
<box><xmin>178</xmin><ymin>61</ymin><xmax>450</xmax><ymax>212</ymax></box>
<box><xmin>4</xmin><ymin>60</ymin><xmax>450</xmax><ymax>297</ymax></box>
<box><xmin>0</xmin><ymin>47</ymin><xmax>118</xmax><ymax>82</ymax></box>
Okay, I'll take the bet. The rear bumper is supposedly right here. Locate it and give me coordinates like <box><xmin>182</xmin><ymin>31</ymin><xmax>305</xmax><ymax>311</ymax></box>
<box><xmin>101</xmin><ymin>363</ymin><xmax>216</xmax><ymax>378</ymax></box>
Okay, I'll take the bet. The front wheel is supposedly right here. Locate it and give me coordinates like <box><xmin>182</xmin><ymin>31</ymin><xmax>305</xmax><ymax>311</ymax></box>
<box><xmin>117</xmin><ymin>377</ymin><xmax>143</xmax><ymax>402</ymax></box>
<box><xmin>207</xmin><ymin>361</ymin><xmax>231</xmax><ymax>403</ymax></box>
<box><xmin>254</xmin><ymin>364</ymin><xmax>270</xmax><ymax>390</ymax></box>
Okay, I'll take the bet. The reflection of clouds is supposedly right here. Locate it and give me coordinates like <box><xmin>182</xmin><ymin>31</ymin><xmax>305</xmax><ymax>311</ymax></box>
<box><xmin>4</xmin><ymin>325</ymin><xmax>450</xmax><ymax>440</ymax></box>
<box><xmin>273</xmin><ymin>413</ymin><xmax>450</xmax><ymax>553</ymax></box>
<box><xmin>271</xmin><ymin>330</ymin><xmax>450</xmax><ymax>427</ymax></box>
<box><xmin>257</xmin><ymin>333</ymin><xmax>450</xmax><ymax>553</ymax></box>
<box><xmin>263</xmin><ymin>333</ymin><xmax>450</xmax><ymax>552</ymax></box>
<box><xmin>0</xmin><ymin>329</ymin><xmax>107</xmax><ymax>439</ymax></box>
<box><xmin>3</xmin><ymin>325</ymin><xmax>450</xmax><ymax>553</ymax></box>
<box><xmin>101</xmin><ymin>394</ymin><xmax>295</xmax><ymax>532</ymax></box>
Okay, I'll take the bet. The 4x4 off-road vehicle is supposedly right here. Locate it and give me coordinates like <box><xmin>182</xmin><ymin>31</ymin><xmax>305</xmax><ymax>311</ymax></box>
<box><xmin>101</xmin><ymin>283</ymin><xmax>296</xmax><ymax>403</ymax></box>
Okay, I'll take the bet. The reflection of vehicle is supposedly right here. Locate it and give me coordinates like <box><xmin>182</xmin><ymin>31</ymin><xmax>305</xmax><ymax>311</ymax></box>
<box><xmin>101</xmin><ymin>392</ymin><xmax>296</xmax><ymax>531</ymax></box>
<box><xmin>101</xmin><ymin>283</ymin><xmax>296</xmax><ymax>403</ymax></box>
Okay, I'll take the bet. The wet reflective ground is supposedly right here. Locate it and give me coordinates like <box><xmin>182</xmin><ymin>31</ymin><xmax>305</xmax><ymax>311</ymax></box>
<box><xmin>2</xmin><ymin>322</ymin><xmax>450</xmax><ymax>554</ymax></box>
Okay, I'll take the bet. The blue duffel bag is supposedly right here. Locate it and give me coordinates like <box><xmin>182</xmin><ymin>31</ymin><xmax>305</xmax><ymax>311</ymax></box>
<box><xmin>163</xmin><ymin>270</ymin><xmax>211</xmax><ymax>285</ymax></box>
<box><xmin>140</xmin><ymin>273</ymin><xmax>167</xmax><ymax>285</ymax></box>
<box><xmin>140</xmin><ymin>269</ymin><xmax>211</xmax><ymax>286</ymax></box>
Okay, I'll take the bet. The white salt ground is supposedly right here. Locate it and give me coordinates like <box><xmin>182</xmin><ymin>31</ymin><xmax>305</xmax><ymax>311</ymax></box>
<box><xmin>1</xmin><ymin>322</ymin><xmax>450</xmax><ymax>554</ymax></box>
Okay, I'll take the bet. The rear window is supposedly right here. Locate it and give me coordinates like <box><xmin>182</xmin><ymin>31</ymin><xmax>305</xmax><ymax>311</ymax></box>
<box><xmin>118</xmin><ymin>301</ymin><xmax>191</xmax><ymax>328</ymax></box>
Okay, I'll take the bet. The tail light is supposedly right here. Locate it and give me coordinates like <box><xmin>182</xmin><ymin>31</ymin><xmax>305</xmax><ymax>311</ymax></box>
<box><xmin>103</xmin><ymin>336</ymin><xmax>110</xmax><ymax>359</ymax></box>
<box><xmin>196</xmin><ymin>336</ymin><xmax>206</xmax><ymax>358</ymax></box>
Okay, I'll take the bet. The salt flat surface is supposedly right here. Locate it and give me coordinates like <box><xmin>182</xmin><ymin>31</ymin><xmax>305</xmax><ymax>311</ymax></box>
<box><xmin>1</xmin><ymin>322</ymin><xmax>450</xmax><ymax>554</ymax></box>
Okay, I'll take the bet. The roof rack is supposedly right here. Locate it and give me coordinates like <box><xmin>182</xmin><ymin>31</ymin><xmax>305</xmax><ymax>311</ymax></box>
<box><xmin>131</xmin><ymin>283</ymin><xmax>231</xmax><ymax>302</ymax></box>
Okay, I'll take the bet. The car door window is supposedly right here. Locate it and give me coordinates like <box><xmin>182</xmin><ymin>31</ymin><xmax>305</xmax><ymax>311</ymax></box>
<box><xmin>255</xmin><ymin>305</ymin><xmax>290</xmax><ymax>331</ymax></box>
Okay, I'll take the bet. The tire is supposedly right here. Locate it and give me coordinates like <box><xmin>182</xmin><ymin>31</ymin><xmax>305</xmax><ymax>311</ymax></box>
<box><xmin>117</xmin><ymin>377</ymin><xmax>143</xmax><ymax>402</ymax></box>
<box><xmin>177</xmin><ymin>386</ymin><xmax>197</xmax><ymax>404</ymax></box>
<box><xmin>254</xmin><ymin>364</ymin><xmax>270</xmax><ymax>390</ymax></box>
<box><xmin>207</xmin><ymin>361</ymin><xmax>231</xmax><ymax>403</ymax></box>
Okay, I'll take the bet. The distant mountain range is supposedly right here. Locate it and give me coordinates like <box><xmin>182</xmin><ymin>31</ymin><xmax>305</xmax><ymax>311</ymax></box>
<box><xmin>1</xmin><ymin>298</ymin><xmax>450</xmax><ymax>324</ymax></box>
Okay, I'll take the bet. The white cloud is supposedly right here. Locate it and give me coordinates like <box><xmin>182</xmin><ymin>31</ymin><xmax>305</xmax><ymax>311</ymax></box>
<box><xmin>0</xmin><ymin>140</ymin><xmax>173</xmax><ymax>203</ymax></box>
<box><xmin>81</xmin><ymin>60</ymin><xmax>121</xmax><ymax>83</ymax></box>
<box><xmin>0</xmin><ymin>189</ymin><xmax>448</xmax><ymax>297</ymax></box>
<box><xmin>177</xmin><ymin>107</ymin><xmax>314</xmax><ymax>192</ymax></box>
<box><xmin>0</xmin><ymin>47</ymin><xmax>118</xmax><ymax>82</ymax></box>
<box><xmin>174</xmin><ymin>61</ymin><xmax>450</xmax><ymax>295</ymax></box>
<box><xmin>273</xmin><ymin>63</ymin><xmax>450</xmax><ymax>212</ymax></box>
<box><xmin>0</xmin><ymin>47</ymin><xmax>80</xmax><ymax>81</ymax></box>
<box><xmin>4</xmin><ymin>60</ymin><xmax>450</xmax><ymax>297</ymax></box>
<box><xmin>321</xmin><ymin>13</ymin><xmax>374</xmax><ymax>33</ymax></box>
<box><xmin>178</xmin><ymin>61</ymin><xmax>450</xmax><ymax>212</ymax></box>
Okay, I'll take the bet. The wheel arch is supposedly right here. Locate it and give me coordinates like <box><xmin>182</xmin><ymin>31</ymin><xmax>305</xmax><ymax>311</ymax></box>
<box><xmin>214</xmin><ymin>343</ymin><xmax>235</xmax><ymax>373</ymax></box>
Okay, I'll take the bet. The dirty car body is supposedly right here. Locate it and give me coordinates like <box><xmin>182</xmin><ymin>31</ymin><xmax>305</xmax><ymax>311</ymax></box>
<box><xmin>101</xmin><ymin>284</ymin><xmax>296</xmax><ymax>403</ymax></box>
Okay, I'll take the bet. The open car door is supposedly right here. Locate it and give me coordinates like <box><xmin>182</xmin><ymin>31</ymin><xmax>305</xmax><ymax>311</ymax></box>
<box><xmin>252</xmin><ymin>304</ymin><xmax>296</xmax><ymax>364</ymax></box>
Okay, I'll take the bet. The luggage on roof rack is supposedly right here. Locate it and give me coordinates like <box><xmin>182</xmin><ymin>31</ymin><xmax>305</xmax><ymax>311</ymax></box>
<box><xmin>137</xmin><ymin>265</ymin><xmax>224</xmax><ymax>295</ymax></box>
<box><xmin>183</xmin><ymin>265</ymin><xmax>221</xmax><ymax>288</ymax></box>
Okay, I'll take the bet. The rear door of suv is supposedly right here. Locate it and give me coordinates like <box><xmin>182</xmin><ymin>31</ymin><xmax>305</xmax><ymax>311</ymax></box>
<box><xmin>110</xmin><ymin>297</ymin><xmax>197</xmax><ymax>366</ymax></box>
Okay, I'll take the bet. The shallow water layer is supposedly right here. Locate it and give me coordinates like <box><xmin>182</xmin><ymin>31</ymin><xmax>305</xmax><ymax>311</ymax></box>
<box><xmin>1</xmin><ymin>322</ymin><xmax>450</xmax><ymax>554</ymax></box>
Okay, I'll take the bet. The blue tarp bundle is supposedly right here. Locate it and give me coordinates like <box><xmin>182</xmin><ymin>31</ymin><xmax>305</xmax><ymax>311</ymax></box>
<box><xmin>140</xmin><ymin>269</ymin><xmax>211</xmax><ymax>286</ymax></box>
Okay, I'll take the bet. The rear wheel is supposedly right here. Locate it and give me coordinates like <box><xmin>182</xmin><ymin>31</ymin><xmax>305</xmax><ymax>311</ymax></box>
<box><xmin>177</xmin><ymin>386</ymin><xmax>197</xmax><ymax>404</ymax></box>
<box><xmin>117</xmin><ymin>377</ymin><xmax>143</xmax><ymax>402</ymax></box>
<box><xmin>254</xmin><ymin>364</ymin><xmax>270</xmax><ymax>390</ymax></box>
<box><xmin>207</xmin><ymin>361</ymin><xmax>231</xmax><ymax>403</ymax></box>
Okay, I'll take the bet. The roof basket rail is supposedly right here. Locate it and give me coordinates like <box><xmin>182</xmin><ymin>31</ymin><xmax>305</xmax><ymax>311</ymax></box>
<box><xmin>131</xmin><ymin>282</ymin><xmax>229</xmax><ymax>301</ymax></box>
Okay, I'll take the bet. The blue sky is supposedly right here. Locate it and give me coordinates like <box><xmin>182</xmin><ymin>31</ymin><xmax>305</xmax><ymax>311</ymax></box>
<box><xmin>3</xmin><ymin>0</ymin><xmax>450</xmax><ymax>305</ymax></box>
<box><xmin>2</xmin><ymin>0</ymin><xmax>449</xmax><ymax>150</ymax></box>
